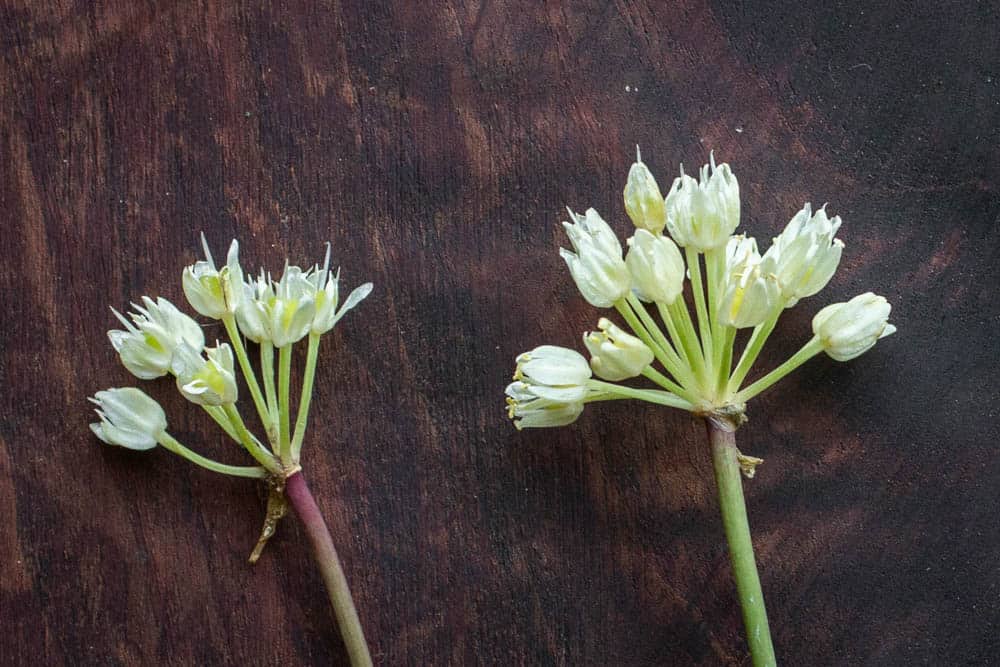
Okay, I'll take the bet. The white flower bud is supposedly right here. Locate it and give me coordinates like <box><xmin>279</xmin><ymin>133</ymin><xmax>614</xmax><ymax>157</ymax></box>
<box><xmin>664</xmin><ymin>153</ymin><xmax>740</xmax><ymax>251</ymax></box>
<box><xmin>717</xmin><ymin>236</ymin><xmax>781</xmax><ymax>328</ymax></box>
<box><xmin>623</xmin><ymin>146</ymin><xmax>666</xmax><ymax>234</ymax></box>
<box><xmin>560</xmin><ymin>208</ymin><xmax>631</xmax><ymax>308</ymax></box>
<box><xmin>811</xmin><ymin>292</ymin><xmax>896</xmax><ymax>361</ymax></box>
<box><xmin>763</xmin><ymin>203</ymin><xmax>844</xmax><ymax>307</ymax></box>
<box><xmin>505</xmin><ymin>381</ymin><xmax>585</xmax><ymax>430</ymax></box>
<box><xmin>171</xmin><ymin>341</ymin><xmax>238</xmax><ymax>406</ymax></box>
<box><xmin>625</xmin><ymin>229</ymin><xmax>685</xmax><ymax>304</ymax></box>
<box><xmin>108</xmin><ymin>297</ymin><xmax>204</xmax><ymax>379</ymax></box>
<box><xmin>235</xmin><ymin>271</ymin><xmax>275</xmax><ymax>343</ymax></box>
<box><xmin>89</xmin><ymin>387</ymin><xmax>167</xmax><ymax>451</ymax></box>
<box><xmin>583</xmin><ymin>317</ymin><xmax>654</xmax><ymax>381</ymax></box>
<box><xmin>310</xmin><ymin>243</ymin><xmax>373</xmax><ymax>335</ymax></box>
<box><xmin>182</xmin><ymin>234</ymin><xmax>244</xmax><ymax>319</ymax></box>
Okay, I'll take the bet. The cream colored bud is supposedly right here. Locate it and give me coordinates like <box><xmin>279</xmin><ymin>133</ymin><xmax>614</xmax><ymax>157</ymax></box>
<box><xmin>812</xmin><ymin>292</ymin><xmax>896</xmax><ymax>361</ymax></box>
<box><xmin>625</xmin><ymin>229</ymin><xmax>685</xmax><ymax>304</ymax></box>
<box><xmin>623</xmin><ymin>146</ymin><xmax>666</xmax><ymax>234</ymax></box>
<box><xmin>582</xmin><ymin>318</ymin><xmax>654</xmax><ymax>381</ymax></box>
<box><xmin>89</xmin><ymin>387</ymin><xmax>167</xmax><ymax>451</ymax></box>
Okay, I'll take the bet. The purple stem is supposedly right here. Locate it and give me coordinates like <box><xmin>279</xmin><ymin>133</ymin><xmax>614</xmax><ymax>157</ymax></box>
<box><xmin>285</xmin><ymin>472</ymin><xmax>372</xmax><ymax>666</ymax></box>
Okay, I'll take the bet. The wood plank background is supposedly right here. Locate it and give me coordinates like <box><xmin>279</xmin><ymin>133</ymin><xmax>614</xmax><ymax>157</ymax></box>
<box><xmin>2</xmin><ymin>1</ymin><xmax>998</xmax><ymax>664</ymax></box>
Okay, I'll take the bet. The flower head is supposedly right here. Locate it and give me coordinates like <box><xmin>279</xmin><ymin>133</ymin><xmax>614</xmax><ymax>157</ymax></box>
<box><xmin>560</xmin><ymin>208</ymin><xmax>631</xmax><ymax>308</ymax></box>
<box><xmin>665</xmin><ymin>153</ymin><xmax>740</xmax><ymax>251</ymax></box>
<box><xmin>812</xmin><ymin>292</ymin><xmax>896</xmax><ymax>361</ymax></box>
<box><xmin>108</xmin><ymin>297</ymin><xmax>204</xmax><ymax>379</ymax></box>
<box><xmin>583</xmin><ymin>317</ymin><xmax>654</xmax><ymax>381</ymax></box>
<box><xmin>623</xmin><ymin>147</ymin><xmax>666</xmax><ymax>235</ymax></box>
<box><xmin>182</xmin><ymin>234</ymin><xmax>244</xmax><ymax>319</ymax></box>
<box><xmin>763</xmin><ymin>204</ymin><xmax>844</xmax><ymax>307</ymax></box>
<box><xmin>717</xmin><ymin>236</ymin><xmax>781</xmax><ymax>329</ymax></box>
<box><xmin>171</xmin><ymin>341</ymin><xmax>238</xmax><ymax>405</ymax></box>
<box><xmin>625</xmin><ymin>229</ymin><xmax>685</xmax><ymax>304</ymax></box>
<box><xmin>89</xmin><ymin>387</ymin><xmax>167</xmax><ymax>450</ymax></box>
<box><xmin>310</xmin><ymin>243</ymin><xmax>374</xmax><ymax>335</ymax></box>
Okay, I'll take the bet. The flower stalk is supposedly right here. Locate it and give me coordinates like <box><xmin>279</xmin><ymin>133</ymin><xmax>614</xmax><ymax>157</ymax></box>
<box><xmin>707</xmin><ymin>416</ymin><xmax>775</xmax><ymax>667</ymax></box>
<box><xmin>285</xmin><ymin>472</ymin><xmax>373</xmax><ymax>667</ymax></box>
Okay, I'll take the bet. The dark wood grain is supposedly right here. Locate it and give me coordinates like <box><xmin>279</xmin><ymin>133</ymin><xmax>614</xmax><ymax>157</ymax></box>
<box><xmin>2</xmin><ymin>1</ymin><xmax>999</xmax><ymax>664</ymax></box>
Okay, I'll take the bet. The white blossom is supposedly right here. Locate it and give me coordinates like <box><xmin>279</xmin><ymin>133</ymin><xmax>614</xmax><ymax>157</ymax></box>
<box><xmin>560</xmin><ymin>208</ymin><xmax>631</xmax><ymax>308</ymax></box>
<box><xmin>717</xmin><ymin>236</ymin><xmax>781</xmax><ymax>329</ymax></box>
<box><xmin>664</xmin><ymin>153</ymin><xmax>740</xmax><ymax>251</ymax></box>
<box><xmin>182</xmin><ymin>234</ymin><xmax>244</xmax><ymax>319</ymax></box>
<box><xmin>763</xmin><ymin>204</ymin><xmax>844</xmax><ymax>307</ymax></box>
<box><xmin>108</xmin><ymin>297</ymin><xmax>204</xmax><ymax>379</ymax></box>
<box><xmin>171</xmin><ymin>341</ymin><xmax>238</xmax><ymax>406</ymax></box>
<box><xmin>89</xmin><ymin>387</ymin><xmax>167</xmax><ymax>450</ymax></box>
<box><xmin>625</xmin><ymin>229</ymin><xmax>685</xmax><ymax>304</ymax></box>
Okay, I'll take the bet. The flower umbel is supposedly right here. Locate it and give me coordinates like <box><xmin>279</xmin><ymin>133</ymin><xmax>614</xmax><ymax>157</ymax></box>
<box><xmin>504</xmin><ymin>147</ymin><xmax>897</xmax><ymax>666</ymax></box>
<box><xmin>91</xmin><ymin>235</ymin><xmax>376</xmax><ymax>664</ymax></box>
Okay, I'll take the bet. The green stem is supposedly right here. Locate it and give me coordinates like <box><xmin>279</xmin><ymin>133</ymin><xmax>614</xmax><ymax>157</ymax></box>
<box><xmin>291</xmin><ymin>333</ymin><xmax>321</xmax><ymax>462</ymax></box>
<box><xmin>735</xmin><ymin>337</ymin><xmax>823</xmax><ymax>403</ymax></box>
<box><xmin>641</xmin><ymin>366</ymin><xmax>688</xmax><ymax>397</ymax></box>
<box><xmin>261</xmin><ymin>341</ymin><xmax>280</xmax><ymax>447</ymax></box>
<box><xmin>657</xmin><ymin>301</ymin><xmax>692</xmax><ymax>368</ymax></box>
<box><xmin>625</xmin><ymin>295</ymin><xmax>698</xmax><ymax>396</ymax></box>
<box><xmin>665</xmin><ymin>299</ymin><xmax>709</xmax><ymax>389</ymax></box>
<box><xmin>285</xmin><ymin>472</ymin><xmax>373</xmax><ymax>667</ymax></box>
<box><xmin>586</xmin><ymin>379</ymin><xmax>692</xmax><ymax>411</ymax></box>
<box><xmin>202</xmin><ymin>405</ymin><xmax>239</xmax><ymax>441</ymax></box>
<box><xmin>222</xmin><ymin>404</ymin><xmax>280</xmax><ymax>473</ymax></box>
<box><xmin>686</xmin><ymin>247</ymin><xmax>714</xmax><ymax>371</ymax></box>
<box><xmin>727</xmin><ymin>309</ymin><xmax>781</xmax><ymax>395</ymax></box>
<box><xmin>706</xmin><ymin>417</ymin><xmax>776</xmax><ymax>667</ymax></box>
<box><xmin>278</xmin><ymin>344</ymin><xmax>292</xmax><ymax>465</ymax></box>
<box><xmin>614</xmin><ymin>301</ymin><xmax>683</xmax><ymax>383</ymax></box>
<box><xmin>222</xmin><ymin>314</ymin><xmax>271</xmax><ymax>428</ymax></box>
<box><xmin>157</xmin><ymin>432</ymin><xmax>268</xmax><ymax>479</ymax></box>
<box><xmin>715</xmin><ymin>324</ymin><xmax>737</xmax><ymax>400</ymax></box>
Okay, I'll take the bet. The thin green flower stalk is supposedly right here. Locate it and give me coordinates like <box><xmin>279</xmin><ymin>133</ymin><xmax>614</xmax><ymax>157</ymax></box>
<box><xmin>505</xmin><ymin>149</ymin><xmax>896</xmax><ymax>665</ymax></box>
<box><xmin>90</xmin><ymin>235</ymin><xmax>374</xmax><ymax>666</ymax></box>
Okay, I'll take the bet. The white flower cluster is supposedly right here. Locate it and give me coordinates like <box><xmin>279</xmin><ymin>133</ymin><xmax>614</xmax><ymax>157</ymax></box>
<box><xmin>506</xmin><ymin>149</ymin><xmax>895</xmax><ymax>429</ymax></box>
<box><xmin>90</xmin><ymin>234</ymin><xmax>372</xmax><ymax>477</ymax></box>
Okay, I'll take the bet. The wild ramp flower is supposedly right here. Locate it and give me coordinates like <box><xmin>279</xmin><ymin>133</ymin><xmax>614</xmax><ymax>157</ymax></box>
<box><xmin>90</xmin><ymin>235</ymin><xmax>374</xmax><ymax>667</ymax></box>
<box><xmin>505</xmin><ymin>149</ymin><xmax>895</xmax><ymax>666</ymax></box>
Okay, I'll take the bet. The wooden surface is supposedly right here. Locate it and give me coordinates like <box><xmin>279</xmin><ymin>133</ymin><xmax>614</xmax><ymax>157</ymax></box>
<box><xmin>2</xmin><ymin>1</ymin><xmax>999</xmax><ymax>665</ymax></box>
